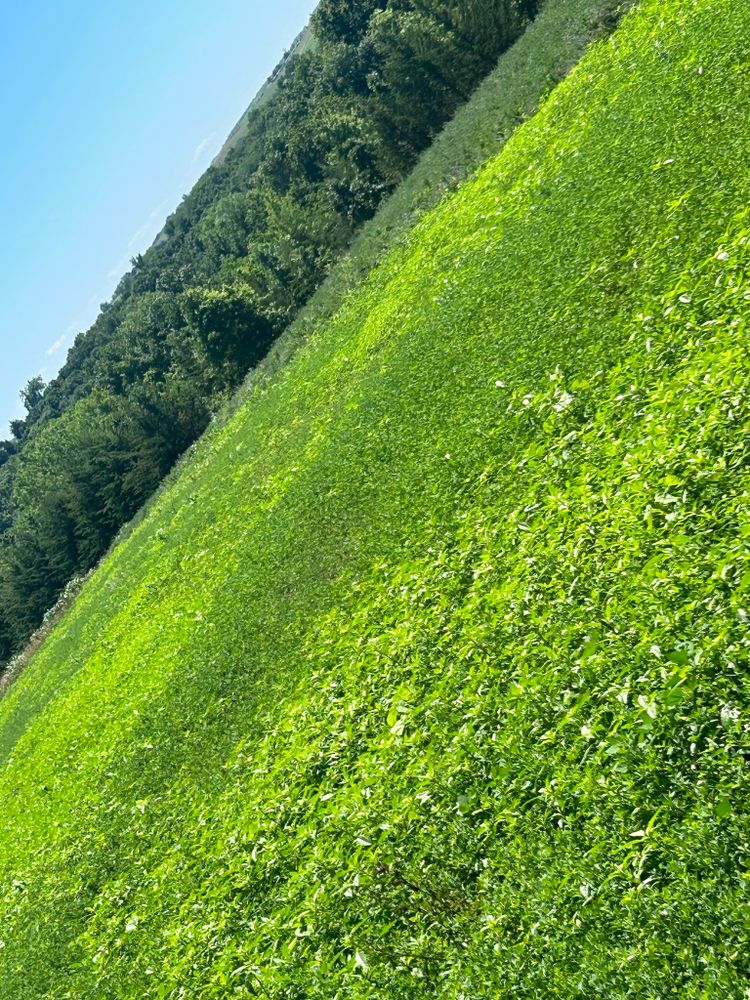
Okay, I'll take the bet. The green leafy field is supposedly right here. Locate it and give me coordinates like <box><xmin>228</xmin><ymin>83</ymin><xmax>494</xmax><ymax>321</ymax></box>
<box><xmin>1</xmin><ymin>0</ymin><xmax>749</xmax><ymax>995</ymax></box>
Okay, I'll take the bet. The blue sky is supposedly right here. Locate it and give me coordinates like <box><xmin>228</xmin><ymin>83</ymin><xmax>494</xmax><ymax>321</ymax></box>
<box><xmin>0</xmin><ymin>0</ymin><xmax>319</xmax><ymax>434</ymax></box>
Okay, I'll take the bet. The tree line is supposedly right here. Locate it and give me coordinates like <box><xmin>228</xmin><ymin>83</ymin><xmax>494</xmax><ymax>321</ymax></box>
<box><xmin>0</xmin><ymin>0</ymin><xmax>541</xmax><ymax>665</ymax></box>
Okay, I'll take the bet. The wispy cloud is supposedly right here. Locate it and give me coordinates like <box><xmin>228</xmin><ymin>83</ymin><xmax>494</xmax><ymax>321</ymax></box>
<box><xmin>125</xmin><ymin>196</ymin><xmax>173</xmax><ymax>254</ymax></box>
<box><xmin>191</xmin><ymin>133</ymin><xmax>215</xmax><ymax>165</ymax></box>
<box><xmin>126</xmin><ymin>223</ymin><xmax>151</xmax><ymax>251</ymax></box>
<box><xmin>107</xmin><ymin>255</ymin><xmax>131</xmax><ymax>280</ymax></box>
<box><xmin>103</xmin><ymin>143</ymin><xmax>214</xmax><ymax>295</ymax></box>
<box><xmin>46</xmin><ymin>333</ymin><xmax>69</xmax><ymax>357</ymax></box>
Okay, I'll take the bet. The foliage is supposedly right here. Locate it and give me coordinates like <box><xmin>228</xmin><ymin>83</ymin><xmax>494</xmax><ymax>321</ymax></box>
<box><xmin>0</xmin><ymin>0</ymin><xmax>748</xmax><ymax>995</ymax></box>
<box><xmin>0</xmin><ymin>385</ymin><xmax>208</xmax><ymax>648</ymax></box>
<box><xmin>181</xmin><ymin>283</ymin><xmax>276</xmax><ymax>379</ymax></box>
<box><xmin>0</xmin><ymin>440</ymin><xmax>15</xmax><ymax>469</ymax></box>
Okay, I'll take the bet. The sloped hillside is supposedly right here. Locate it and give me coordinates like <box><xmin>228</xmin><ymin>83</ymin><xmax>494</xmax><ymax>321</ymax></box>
<box><xmin>0</xmin><ymin>0</ymin><xmax>541</xmax><ymax>663</ymax></box>
<box><xmin>1</xmin><ymin>0</ymin><xmax>749</xmax><ymax>996</ymax></box>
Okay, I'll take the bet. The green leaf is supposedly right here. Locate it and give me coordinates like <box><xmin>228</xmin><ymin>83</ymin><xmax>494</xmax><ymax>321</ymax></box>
<box><xmin>715</xmin><ymin>798</ymin><xmax>732</xmax><ymax>820</ymax></box>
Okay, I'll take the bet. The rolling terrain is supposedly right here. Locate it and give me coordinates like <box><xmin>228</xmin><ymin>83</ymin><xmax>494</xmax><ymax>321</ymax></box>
<box><xmin>1</xmin><ymin>0</ymin><xmax>749</xmax><ymax>996</ymax></box>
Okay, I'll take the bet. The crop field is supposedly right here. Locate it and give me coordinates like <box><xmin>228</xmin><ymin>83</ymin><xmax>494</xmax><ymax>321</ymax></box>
<box><xmin>1</xmin><ymin>0</ymin><xmax>749</xmax><ymax>996</ymax></box>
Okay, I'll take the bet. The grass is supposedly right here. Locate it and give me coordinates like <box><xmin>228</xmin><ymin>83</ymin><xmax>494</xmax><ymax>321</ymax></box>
<box><xmin>1</xmin><ymin>0</ymin><xmax>749</xmax><ymax>996</ymax></box>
